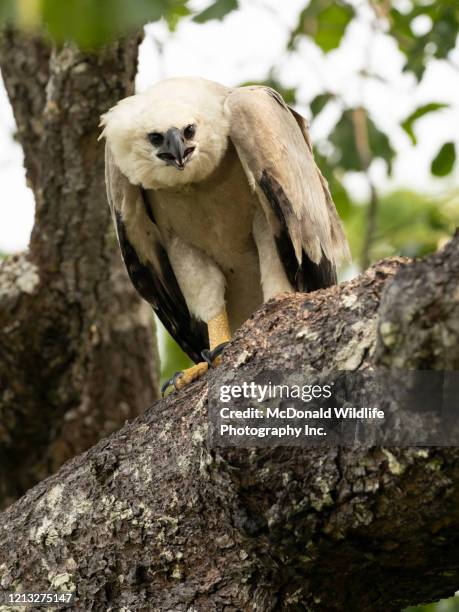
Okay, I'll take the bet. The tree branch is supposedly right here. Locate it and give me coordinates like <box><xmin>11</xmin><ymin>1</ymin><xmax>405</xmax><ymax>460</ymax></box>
<box><xmin>1</xmin><ymin>233</ymin><xmax>458</xmax><ymax>611</ymax></box>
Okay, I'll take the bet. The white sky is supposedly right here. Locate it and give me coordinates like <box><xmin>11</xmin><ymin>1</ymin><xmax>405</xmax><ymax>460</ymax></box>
<box><xmin>1</xmin><ymin>0</ymin><xmax>458</xmax><ymax>253</ymax></box>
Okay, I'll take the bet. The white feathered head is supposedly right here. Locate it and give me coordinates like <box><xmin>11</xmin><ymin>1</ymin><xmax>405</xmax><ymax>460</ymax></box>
<box><xmin>100</xmin><ymin>77</ymin><xmax>230</xmax><ymax>189</ymax></box>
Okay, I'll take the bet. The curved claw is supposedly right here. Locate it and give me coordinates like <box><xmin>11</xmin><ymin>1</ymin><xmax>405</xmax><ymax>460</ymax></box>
<box><xmin>201</xmin><ymin>341</ymin><xmax>231</xmax><ymax>367</ymax></box>
<box><xmin>161</xmin><ymin>371</ymin><xmax>183</xmax><ymax>397</ymax></box>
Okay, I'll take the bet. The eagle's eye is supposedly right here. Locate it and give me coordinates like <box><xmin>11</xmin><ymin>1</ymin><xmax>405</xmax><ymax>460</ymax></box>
<box><xmin>147</xmin><ymin>132</ymin><xmax>164</xmax><ymax>147</ymax></box>
<box><xmin>184</xmin><ymin>124</ymin><xmax>196</xmax><ymax>140</ymax></box>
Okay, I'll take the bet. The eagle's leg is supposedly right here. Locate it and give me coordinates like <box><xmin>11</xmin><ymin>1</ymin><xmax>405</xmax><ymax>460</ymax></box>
<box><xmin>175</xmin><ymin>310</ymin><xmax>231</xmax><ymax>386</ymax></box>
<box><xmin>202</xmin><ymin>309</ymin><xmax>231</xmax><ymax>366</ymax></box>
<box><xmin>162</xmin><ymin>309</ymin><xmax>231</xmax><ymax>395</ymax></box>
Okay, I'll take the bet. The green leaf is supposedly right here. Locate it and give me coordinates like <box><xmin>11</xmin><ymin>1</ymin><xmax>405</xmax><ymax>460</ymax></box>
<box><xmin>431</xmin><ymin>142</ymin><xmax>456</xmax><ymax>177</ymax></box>
<box><xmin>24</xmin><ymin>0</ymin><xmax>189</xmax><ymax>47</ymax></box>
<box><xmin>329</xmin><ymin>109</ymin><xmax>396</xmax><ymax>174</ymax></box>
<box><xmin>310</xmin><ymin>93</ymin><xmax>333</xmax><ymax>117</ymax></box>
<box><xmin>401</xmin><ymin>103</ymin><xmax>449</xmax><ymax>145</ymax></box>
<box><xmin>193</xmin><ymin>0</ymin><xmax>238</xmax><ymax>23</ymax></box>
<box><xmin>290</xmin><ymin>0</ymin><xmax>354</xmax><ymax>53</ymax></box>
<box><xmin>314</xmin><ymin>2</ymin><xmax>354</xmax><ymax>52</ymax></box>
<box><xmin>165</xmin><ymin>3</ymin><xmax>191</xmax><ymax>31</ymax></box>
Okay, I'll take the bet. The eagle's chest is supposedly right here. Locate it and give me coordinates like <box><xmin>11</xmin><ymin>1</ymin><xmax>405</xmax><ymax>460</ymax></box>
<box><xmin>150</xmin><ymin>148</ymin><xmax>259</xmax><ymax>272</ymax></box>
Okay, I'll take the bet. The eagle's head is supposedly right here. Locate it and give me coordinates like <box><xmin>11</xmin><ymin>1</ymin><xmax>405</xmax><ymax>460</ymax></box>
<box><xmin>100</xmin><ymin>78</ymin><xmax>230</xmax><ymax>190</ymax></box>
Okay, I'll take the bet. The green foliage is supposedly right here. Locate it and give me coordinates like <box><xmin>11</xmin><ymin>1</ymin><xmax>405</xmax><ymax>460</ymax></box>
<box><xmin>401</xmin><ymin>103</ymin><xmax>449</xmax><ymax>145</ymax></box>
<box><xmin>193</xmin><ymin>0</ymin><xmax>238</xmax><ymax>23</ymax></box>
<box><xmin>282</xmin><ymin>0</ymin><xmax>458</xmax><ymax>281</ymax></box>
<box><xmin>43</xmin><ymin>0</ymin><xmax>156</xmax><ymax>46</ymax></box>
<box><xmin>431</xmin><ymin>142</ymin><xmax>457</xmax><ymax>177</ymax></box>
<box><xmin>166</xmin><ymin>2</ymin><xmax>190</xmax><ymax>31</ymax></box>
<box><xmin>310</xmin><ymin>92</ymin><xmax>335</xmax><ymax>117</ymax></box>
<box><xmin>0</xmin><ymin>0</ymin><xmax>190</xmax><ymax>47</ymax></box>
<box><xmin>0</xmin><ymin>0</ymin><xmax>240</xmax><ymax>45</ymax></box>
<box><xmin>389</xmin><ymin>0</ymin><xmax>459</xmax><ymax>81</ymax></box>
<box><xmin>328</xmin><ymin>109</ymin><xmax>396</xmax><ymax>174</ymax></box>
<box><xmin>344</xmin><ymin>190</ymin><xmax>459</xmax><ymax>262</ymax></box>
<box><xmin>289</xmin><ymin>0</ymin><xmax>354</xmax><ymax>52</ymax></box>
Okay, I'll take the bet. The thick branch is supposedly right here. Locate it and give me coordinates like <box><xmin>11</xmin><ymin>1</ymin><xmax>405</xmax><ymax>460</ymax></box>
<box><xmin>0</xmin><ymin>234</ymin><xmax>458</xmax><ymax>611</ymax></box>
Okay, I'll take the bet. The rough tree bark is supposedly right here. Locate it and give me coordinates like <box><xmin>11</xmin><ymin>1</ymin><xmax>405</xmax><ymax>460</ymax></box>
<box><xmin>0</xmin><ymin>30</ymin><xmax>159</xmax><ymax>509</ymax></box>
<box><xmin>0</xmin><ymin>233</ymin><xmax>458</xmax><ymax>611</ymax></box>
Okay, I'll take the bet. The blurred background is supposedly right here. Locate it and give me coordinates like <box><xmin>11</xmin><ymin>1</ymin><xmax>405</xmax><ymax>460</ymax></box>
<box><xmin>0</xmin><ymin>2</ymin><xmax>458</xmax><ymax>606</ymax></box>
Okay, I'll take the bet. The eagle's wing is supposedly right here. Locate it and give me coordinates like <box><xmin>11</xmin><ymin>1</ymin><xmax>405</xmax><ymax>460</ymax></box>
<box><xmin>226</xmin><ymin>86</ymin><xmax>350</xmax><ymax>291</ymax></box>
<box><xmin>105</xmin><ymin>144</ymin><xmax>208</xmax><ymax>363</ymax></box>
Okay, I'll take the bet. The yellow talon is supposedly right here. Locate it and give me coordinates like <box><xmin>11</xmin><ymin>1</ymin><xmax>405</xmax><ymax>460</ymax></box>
<box><xmin>174</xmin><ymin>362</ymin><xmax>209</xmax><ymax>390</ymax></box>
<box><xmin>162</xmin><ymin>309</ymin><xmax>232</xmax><ymax>396</ymax></box>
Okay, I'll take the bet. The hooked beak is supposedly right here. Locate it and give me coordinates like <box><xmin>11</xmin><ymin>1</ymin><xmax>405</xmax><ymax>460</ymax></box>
<box><xmin>157</xmin><ymin>128</ymin><xmax>194</xmax><ymax>171</ymax></box>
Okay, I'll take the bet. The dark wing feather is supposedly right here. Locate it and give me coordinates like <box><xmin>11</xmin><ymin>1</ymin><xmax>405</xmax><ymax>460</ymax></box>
<box><xmin>226</xmin><ymin>86</ymin><xmax>349</xmax><ymax>291</ymax></box>
<box><xmin>105</xmin><ymin>144</ymin><xmax>208</xmax><ymax>363</ymax></box>
<box><xmin>259</xmin><ymin>170</ymin><xmax>336</xmax><ymax>291</ymax></box>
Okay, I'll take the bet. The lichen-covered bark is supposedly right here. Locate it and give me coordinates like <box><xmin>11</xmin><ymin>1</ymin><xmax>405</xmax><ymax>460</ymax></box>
<box><xmin>0</xmin><ymin>234</ymin><xmax>458</xmax><ymax>611</ymax></box>
<box><xmin>0</xmin><ymin>30</ymin><xmax>159</xmax><ymax>509</ymax></box>
<box><xmin>375</xmin><ymin>232</ymin><xmax>459</xmax><ymax>369</ymax></box>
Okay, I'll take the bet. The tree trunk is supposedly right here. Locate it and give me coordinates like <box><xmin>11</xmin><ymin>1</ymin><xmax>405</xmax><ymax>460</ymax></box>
<box><xmin>0</xmin><ymin>30</ymin><xmax>159</xmax><ymax>510</ymax></box>
<box><xmin>0</xmin><ymin>233</ymin><xmax>458</xmax><ymax>611</ymax></box>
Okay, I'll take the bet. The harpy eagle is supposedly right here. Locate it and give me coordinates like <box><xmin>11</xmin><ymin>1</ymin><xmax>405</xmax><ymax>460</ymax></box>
<box><xmin>101</xmin><ymin>77</ymin><xmax>349</xmax><ymax>393</ymax></box>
